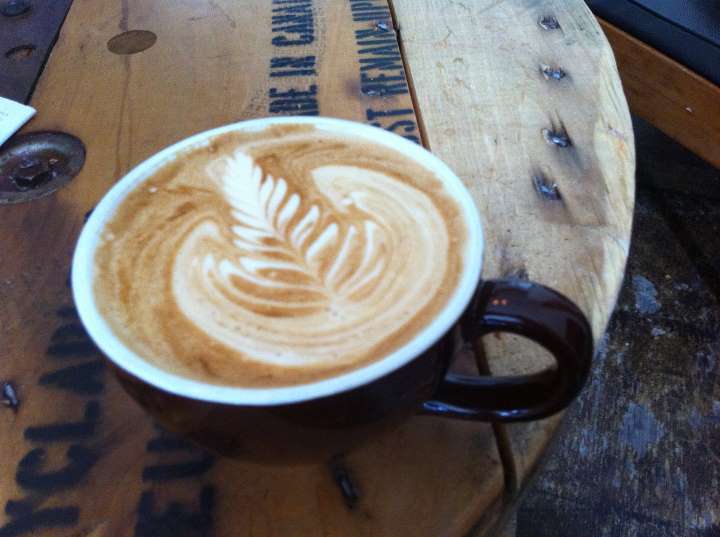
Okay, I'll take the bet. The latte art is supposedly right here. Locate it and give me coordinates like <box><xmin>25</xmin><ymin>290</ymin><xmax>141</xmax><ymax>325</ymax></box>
<box><xmin>94</xmin><ymin>125</ymin><xmax>467</xmax><ymax>386</ymax></box>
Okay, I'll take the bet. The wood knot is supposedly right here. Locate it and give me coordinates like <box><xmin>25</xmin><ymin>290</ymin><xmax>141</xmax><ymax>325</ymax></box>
<box><xmin>538</xmin><ymin>15</ymin><xmax>561</xmax><ymax>31</ymax></box>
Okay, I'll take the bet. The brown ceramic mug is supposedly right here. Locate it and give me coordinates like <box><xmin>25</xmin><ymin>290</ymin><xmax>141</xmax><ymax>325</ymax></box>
<box><xmin>72</xmin><ymin>117</ymin><xmax>592</xmax><ymax>463</ymax></box>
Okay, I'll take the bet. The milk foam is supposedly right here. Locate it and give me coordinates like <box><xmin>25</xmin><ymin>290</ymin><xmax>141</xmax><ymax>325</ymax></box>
<box><xmin>93</xmin><ymin>126</ymin><xmax>467</xmax><ymax>386</ymax></box>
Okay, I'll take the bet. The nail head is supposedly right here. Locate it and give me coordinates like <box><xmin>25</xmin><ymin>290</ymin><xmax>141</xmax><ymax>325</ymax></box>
<box><xmin>533</xmin><ymin>173</ymin><xmax>562</xmax><ymax>201</ymax></box>
<box><xmin>2</xmin><ymin>382</ymin><xmax>19</xmax><ymax>411</ymax></box>
<box><xmin>542</xmin><ymin>128</ymin><xmax>571</xmax><ymax>148</ymax></box>
<box><xmin>538</xmin><ymin>15</ymin><xmax>561</xmax><ymax>31</ymax></box>
<box><xmin>540</xmin><ymin>64</ymin><xmax>566</xmax><ymax>80</ymax></box>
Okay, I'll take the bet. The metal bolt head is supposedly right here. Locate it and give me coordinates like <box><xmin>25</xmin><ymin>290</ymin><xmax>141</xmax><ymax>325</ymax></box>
<box><xmin>0</xmin><ymin>131</ymin><xmax>86</xmax><ymax>204</ymax></box>
<box><xmin>11</xmin><ymin>157</ymin><xmax>54</xmax><ymax>190</ymax></box>
<box><xmin>1</xmin><ymin>0</ymin><xmax>31</xmax><ymax>17</ymax></box>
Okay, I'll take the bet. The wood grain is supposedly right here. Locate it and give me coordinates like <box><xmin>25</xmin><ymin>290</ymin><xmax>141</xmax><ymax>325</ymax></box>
<box><xmin>0</xmin><ymin>1</ymin><xmax>507</xmax><ymax>536</ymax></box>
<box><xmin>391</xmin><ymin>0</ymin><xmax>635</xmax><ymax>508</ymax></box>
<box><xmin>598</xmin><ymin>18</ymin><xmax>720</xmax><ymax>169</ymax></box>
<box><xmin>0</xmin><ymin>0</ymin><xmax>74</xmax><ymax>103</ymax></box>
<box><xmin>1</xmin><ymin>0</ymin><xmax>634</xmax><ymax>535</ymax></box>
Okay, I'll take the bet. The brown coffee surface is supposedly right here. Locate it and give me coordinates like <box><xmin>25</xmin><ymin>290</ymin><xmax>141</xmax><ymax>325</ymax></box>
<box><xmin>94</xmin><ymin>124</ymin><xmax>468</xmax><ymax>387</ymax></box>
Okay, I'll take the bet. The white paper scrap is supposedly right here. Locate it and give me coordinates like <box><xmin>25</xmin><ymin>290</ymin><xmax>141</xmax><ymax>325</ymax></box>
<box><xmin>0</xmin><ymin>96</ymin><xmax>36</xmax><ymax>147</ymax></box>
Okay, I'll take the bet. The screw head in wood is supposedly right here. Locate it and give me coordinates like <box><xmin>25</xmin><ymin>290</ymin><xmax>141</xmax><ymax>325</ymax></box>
<box><xmin>532</xmin><ymin>173</ymin><xmax>562</xmax><ymax>201</ymax></box>
<box><xmin>540</xmin><ymin>64</ymin><xmax>567</xmax><ymax>81</ymax></box>
<box><xmin>538</xmin><ymin>15</ymin><xmax>560</xmax><ymax>31</ymax></box>
<box><xmin>2</xmin><ymin>382</ymin><xmax>19</xmax><ymax>411</ymax></box>
<box><xmin>542</xmin><ymin>128</ymin><xmax>571</xmax><ymax>148</ymax></box>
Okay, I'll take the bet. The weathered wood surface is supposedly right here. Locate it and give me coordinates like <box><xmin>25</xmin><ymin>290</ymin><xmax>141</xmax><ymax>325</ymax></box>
<box><xmin>518</xmin><ymin>123</ymin><xmax>720</xmax><ymax>535</ymax></box>
<box><xmin>0</xmin><ymin>0</ymin><xmax>74</xmax><ymax>103</ymax></box>
<box><xmin>0</xmin><ymin>1</ymin><xmax>501</xmax><ymax>536</ymax></box>
<box><xmin>391</xmin><ymin>0</ymin><xmax>635</xmax><ymax>500</ymax></box>
<box><xmin>0</xmin><ymin>0</ymin><xmax>633</xmax><ymax>535</ymax></box>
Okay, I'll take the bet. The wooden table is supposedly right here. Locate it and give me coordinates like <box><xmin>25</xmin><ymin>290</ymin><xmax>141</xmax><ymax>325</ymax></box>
<box><xmin>0</xmin><ymin>1</ymin><xmax>634</xmax><ymax>535</ymax></box>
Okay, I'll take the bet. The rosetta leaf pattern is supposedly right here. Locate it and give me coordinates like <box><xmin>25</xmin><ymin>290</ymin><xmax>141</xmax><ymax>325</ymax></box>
<box><xmin>209</xmin><ymin>151</ymin><xmax>383</xmax><ymax>299</ymax></box>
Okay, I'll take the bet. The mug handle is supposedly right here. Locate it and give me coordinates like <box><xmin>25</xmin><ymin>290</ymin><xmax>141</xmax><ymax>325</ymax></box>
<box><xmin>422</xmin><ymin>279</ymin><xmax>593</xmax><ymax>422</ymax></box>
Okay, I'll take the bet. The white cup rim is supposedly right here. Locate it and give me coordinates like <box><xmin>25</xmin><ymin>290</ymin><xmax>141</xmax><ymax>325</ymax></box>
<box><xmin>72</xmin><ymin>116</ymin><xmax>484</xmax><ymax>406</ymax></box>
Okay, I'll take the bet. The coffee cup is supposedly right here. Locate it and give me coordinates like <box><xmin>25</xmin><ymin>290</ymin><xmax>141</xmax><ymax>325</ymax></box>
<box><xmin>72</xmin><ymin>117</ymin><xmax>592</xmax><ymax>462</ymax></box>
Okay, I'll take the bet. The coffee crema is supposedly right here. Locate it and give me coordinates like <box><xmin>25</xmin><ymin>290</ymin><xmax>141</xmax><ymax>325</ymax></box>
<box><xmin>94</xmin><ymin>124</ymin><xmax>468</xmax><ymax>386</ymax></box>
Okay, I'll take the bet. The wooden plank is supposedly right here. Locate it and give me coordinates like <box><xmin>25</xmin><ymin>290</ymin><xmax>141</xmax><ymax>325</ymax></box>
<box><xmin>598</xmin><ymin>18</ymin><xmax>720</xmax><ymax>169</ymax></box>
<box><xmin>391</xmin><ymin>0</ymin><xmax>635</xmax><ymax>504</ymax></box>
<box><xmin>0</xmin><ymin>1</ymin><xmax>507</xmax><ymax>536</ymax></box>
<box><xmin>0</xmin><ymin>0</ymin><xmax>74</xmax><ymax>102</ymax></box>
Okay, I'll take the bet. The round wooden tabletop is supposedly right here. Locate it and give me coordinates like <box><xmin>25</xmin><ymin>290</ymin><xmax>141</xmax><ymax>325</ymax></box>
<box><xmin>0</xmin><ymin>0</ymin><xmax>634</xmax><ymax>535</ymax></box>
